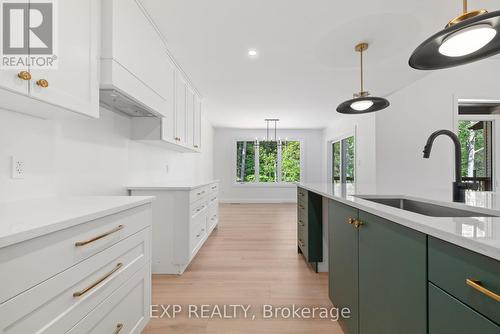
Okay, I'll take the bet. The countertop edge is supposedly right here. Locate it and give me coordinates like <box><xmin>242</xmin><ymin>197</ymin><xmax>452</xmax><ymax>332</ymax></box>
<box><xmin>0</xmin><ymin>197</ymin><xmax>155</xmax><ymax>249</ymax></box>
<box><xmin>127</xmin><ymin>180</ymin><xmax>219</xmax><ymax>191</ymax></box>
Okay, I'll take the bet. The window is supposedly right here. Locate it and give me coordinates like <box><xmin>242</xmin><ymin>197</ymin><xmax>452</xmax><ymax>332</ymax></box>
<box><xmin>458</xmin><ymin>120</ymin><xmax>493</xmax><ymax>191</ymax></box>
<box><xmin>236</xmin><ymin>140</ymin><xmax>301</xmax><ymax>184</ymax></box>
<box><xmin>331</xmin><ymin>135</ymin><xmax>355</xmax><ymax>184</ymax></box>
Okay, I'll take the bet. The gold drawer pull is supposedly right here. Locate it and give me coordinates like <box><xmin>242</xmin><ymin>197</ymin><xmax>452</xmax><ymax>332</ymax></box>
<box><xmin>299</xmin><ymin>205</ymin><xmax>305</xmax><ymax>210</ymax></box>
<box><xmin>348</xmin><ymin>217</ymin><xmax>355</xmax><ymax>225</ymax></box>
<box><xmin>298</xmin><ymin>220</ymin><xmax>304</xmax><ymax>226</ymax></box>
<box><xmin>17</xmin><ymin>71</ymin><xmax>31</xmax><ymax>80</ymax></box>
<box><xmin>36</xmin><ymin>79</ymin><xmax>49</xmax><ymax>88</ymax></box>
<box><xmin>73</xmin><ymin>263</ymin><xmax>123</xmax><ymax>297</ymax></box>
<box><xmin>466</xmin><ymin>279</ymin><xmax>500</xmax><ymax>302</ymax></box>
<box><xmin>75</xmin><ymin>225</ymin><xmax>124</xmax><ymax>247</ymax></box>
<box><xmin>194</xmin><ymin>144</ymin><xmax>199</xmax><ymax>148</ymax></box>
<box><xmin>113</xmin><ymin>323</ymin><xmax>124</xmax><ymax>334</ymax></box>
<box><xmin>211</xmin><ymin>186</ymin><xmax>217</xmax><ymax>190</ymax></box>
<box><xmin>298</xmin><ymin>239</ymin><xmax>305</xmax><ymax>247</ymax></box>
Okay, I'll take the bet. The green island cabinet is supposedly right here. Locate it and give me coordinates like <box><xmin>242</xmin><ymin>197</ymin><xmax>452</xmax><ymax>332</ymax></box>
<box><xmin>328</xmin><ymin>199</ymin><xmax>500</xmax><ymax>334</ymax></box>
<box><xmin>328</xmin><ymin>199</ymin><xmax>428</xmax><ymax>334</ymax></box>
<box><xmin>297</xmin><ymin>187</ymin><xmax>323</xmax><ymax>272</ymax></box>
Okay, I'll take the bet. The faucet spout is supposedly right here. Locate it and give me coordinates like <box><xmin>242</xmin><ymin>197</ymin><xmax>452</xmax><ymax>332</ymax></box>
<box><xmin>423</xmin><ymin>129</ymin><xmax>465</xmax><ymax>202</ymax></box>
<box><xmin>422</xmin><ymin>129</ymin><xmax>462</xmax><ymax>183</ymax></box>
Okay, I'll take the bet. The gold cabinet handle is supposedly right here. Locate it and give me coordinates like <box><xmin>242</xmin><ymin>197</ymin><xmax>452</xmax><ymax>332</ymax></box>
<box><xmin>36</xmin><ymin>79</ymin><xmax>49</xmax><ymax>88</ymax></box>
<box><xmin>299</xmin><ymin>205</ymin><xmax>305</xmax><ymax>210</ymax></box>
<box><xmin>211</xmin><ymin>186</ymin><xmax>217</xmax><ymax>190</ymax></box>
<box><xmin>194</xmin><ymin>144</ymin><xmax>199</xmax><ymax>148</ymax></box>
<box><xmin>73</xmin><ymin>262</ymin><xmax>123</xmax><ymax>297</ymax></box>
<box><xmin>348</xmin><ymin>217</ymin><xmax>355</xmax><ymax>225</ymax></box>
<box><xmin>298</xmin><ymin>239</ymin><xmax>305</xmax><ymax>247</ymax></box>
<box><xmin>113</xmin><ymin>323</ymin><xmax>124</xmax><ymax>334</ymax></box>
<box><xmin>466</xmin><ymin>279</ymin><xmax>500</xmax><ymax>302</ymax></box>
<box><xmin>75</xmin><ymin>225</ymin><xmax>124</xmax><ymax>247</ymax></box>
<box><xmin>298</xmin><ymin>220</ymin><xmax>305</xmax><ymax>226</ymax></box>
<box><xmin>354</xmin><ymin>220</ymin><xmax>364</xmax><ymax>228</ymax></box>
<box><xmin>17</xmin><ymin>71</ymin><xmax>31</xmax><ymax>81</ymax></box>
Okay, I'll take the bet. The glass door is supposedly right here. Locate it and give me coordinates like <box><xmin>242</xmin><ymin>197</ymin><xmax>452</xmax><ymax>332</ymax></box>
<box><xmin>332</xmin><ymin>136</ymin><xmax>356</xmax><ymax>185</ymax></box>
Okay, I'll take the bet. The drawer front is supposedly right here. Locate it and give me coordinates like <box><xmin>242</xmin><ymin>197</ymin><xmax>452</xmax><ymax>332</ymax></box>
<box><xmin>429</xmin><ymin>237</ymin><xmax>500</xmax><ymax>325</ymax></box>
<box><xmin>208</xmin><ymin>192</ymin><xmax>218</xmax><ymax>206</ymax></box>
<box><xmin>0</xmin><ymin>204</ymin><xmax>152</xmax><ymax>303</ymax></box>
<box><xmin>207</xmin><ymin>201</ymin><xmax>218</xmax><ymax>232</ymax></box>
<box><xmin>67</xmin><ymin>266</ymin><xmax>151</xmax><ymax>334</ymax></box>
<box><xmin>297</xmin><ymin>187</ymin><xmax>307</xmax><ymax>199</ymax></box>
<box><xmin>429</xmin><ymin>283</ymin><xmax>500</xmax><ymax>334</ymax></box>
<box><xmin>191</xmin><ymin>200</ymin><xmax>208</xmax><ymax>219</ymax></box>
<box><xmin>208</xmin><ymin>183</ymin><xmax>219</xmax><ymax>194</ymax></box>
<box><xmin>190</xmin><ymin>215</ymin><xmax>207</xmax><ymax>256</ymax></box>
<box><xmin>189</xmin><ymin>186</ymin><xmax>209</xmax><ymax>204</ymax></box>
<box><xmin>0</xmin><ymin>227</ymin><xmax>151</xmax><ymax>334</ymax></box>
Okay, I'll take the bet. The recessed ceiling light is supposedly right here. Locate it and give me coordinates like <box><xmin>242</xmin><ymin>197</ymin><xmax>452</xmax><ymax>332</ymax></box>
<box><xmin>248</xmin><ymin>49</ymin><xmax>258</xmax><ymax>57</ymax></box>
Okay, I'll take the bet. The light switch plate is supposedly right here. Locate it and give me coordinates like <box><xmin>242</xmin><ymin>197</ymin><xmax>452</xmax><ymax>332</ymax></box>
<box><xmin>11</xmin><ymin>156</ymin><xmax>25</xmax><ymax>179</ymax></box>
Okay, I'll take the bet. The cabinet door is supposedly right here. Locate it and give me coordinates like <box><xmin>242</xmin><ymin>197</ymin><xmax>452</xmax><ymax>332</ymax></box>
<box><xmin>175</xmin><ymin>73</ymin><xmax>187</xmax><ymax>145</ymax></box>
<box><xmin>328</xmin><ymin>200</ymin><xmax>359</xmax><ymax>334</ymax></box>
<box><xmin>193</xmin><ymin>95</ymin><xmax>202</xmax><ymax>150</ymax></box>
<box><xmin>0</xmin><ymin>69</ymin><xmax>29</xmax><ymax>96</ymax></box>
<box><xmin>161</xmin><ymin>62</ymin><xmax>176</xmax><ymax>141</ymax></box>
<box><xmin>186</xmin><ymin>87</ymin><xmax>194</xmax><ymax>147</ymax></box>
<box><xmin>358</xmin><ymin>211</ymin><xmax>427</xmax><ymax>334</ymax></box>
<box><xmin>29</xmin><ymin>0</ymin><xmax>99</xmax><ymax>118</ymax></box>
<box><xmin>429</xmin><ymin>283</ymin><xmax>500</xmax><ymax>334</ymax></box>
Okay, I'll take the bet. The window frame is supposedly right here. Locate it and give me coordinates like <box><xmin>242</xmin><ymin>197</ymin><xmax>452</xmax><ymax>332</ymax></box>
<box><xmin>327</xmin><ymin>130</ymin><xmax>357</xmax><ymax>187</ymax></box>
<box><xmin>233</xmin><ymin>138</ymin><xmax>305</xmax><ymax>187</ymax></box>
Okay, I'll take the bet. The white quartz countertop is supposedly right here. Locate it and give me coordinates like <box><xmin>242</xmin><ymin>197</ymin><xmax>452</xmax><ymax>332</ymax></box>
<box><xmin>128</xmin><ymin>180</ymin><xmax>219</xmax><ymax>191</ymax></box>
<box><xmin>298</xmin><ymin>182</ymin><xmax>500</xmax><ymax>261</ymax></box>
<box><xmin>0</xmin><ymin>196</ymin><xmax>154</xmax><ymax>248</ymax></box>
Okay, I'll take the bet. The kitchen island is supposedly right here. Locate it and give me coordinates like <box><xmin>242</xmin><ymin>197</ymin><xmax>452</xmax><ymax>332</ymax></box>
<box><xmin>298</xmin><ymin>182</ymin><xmax>500</xmax><ymax>334</ymax></box>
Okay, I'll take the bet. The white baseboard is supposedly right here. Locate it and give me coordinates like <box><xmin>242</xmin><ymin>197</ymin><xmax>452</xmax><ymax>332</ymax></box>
<box><xmin>219</xmin><ymin>198</ymin><xmax>297</xmax><ymax>204</ymax></box>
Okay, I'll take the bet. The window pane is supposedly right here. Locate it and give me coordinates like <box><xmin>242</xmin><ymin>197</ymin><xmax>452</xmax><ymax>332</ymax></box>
<box><xmin>259</xmin><ymin>141</ymin><xmax>278</xmax><ymax>182</ymax></box>
<box><xmin>236</xmin><ymin>141</ymin><xmax>255</xmax><ymax>182</ymax></box>
<box><xmin>332</xmin><ymin>142</ymin><xmax>341</xmax><ymax>183</ymax></box>
<box><xmin>282</xmin><ymin>141</ymin><xmax>300</xmax><ymax>182</ymax></box>
<box><xmin>458</xmin><ymin>121</ymin><xmax>493</xmax><ymax>191</ymax></box>
<box><xmin>344</xmin><ymin>136</ymin><xmax>355</xmax><ymax>184</ymax></box>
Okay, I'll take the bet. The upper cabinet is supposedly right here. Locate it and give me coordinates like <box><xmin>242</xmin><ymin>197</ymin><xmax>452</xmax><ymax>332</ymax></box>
<box><xmin>102</xmin><ymin>0</ymin><xmax>203</xmax><ymax>153</ymax></box>
<box><xmin>0</xmin><ymin>0</ymin><xmax>99</xmax><ymax>118</ymax></box>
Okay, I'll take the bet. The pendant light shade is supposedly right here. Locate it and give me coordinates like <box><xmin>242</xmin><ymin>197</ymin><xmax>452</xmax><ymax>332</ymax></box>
<box><xmin>336</xmin><ymin>43</ymin><xmax>390</xmax><ymax>114</ymax></box>
<box><xmin>409</xmin><ymin>1</ymin><xmax>500</xmax><ymax>70</ymax></box>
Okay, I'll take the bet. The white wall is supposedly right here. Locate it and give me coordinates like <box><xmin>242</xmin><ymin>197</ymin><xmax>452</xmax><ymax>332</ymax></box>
<box><xmin>323</xmin><ymin>113</ymin><xmax>377</xmax><ymax>193</ymax></box>
<box><xmin>0</xmin><ymin>107</ymin><xmax>214</xmax><ymax>202</ymax></box>
<box><xmin>214</xmin><ymin>128</ymin><xmax>324</xmax><ymax>203</ymax></box>
<box><xmin>376</xmin><ymin>58</ymin><xmax>500</xmax><ymax>200</ymax></box>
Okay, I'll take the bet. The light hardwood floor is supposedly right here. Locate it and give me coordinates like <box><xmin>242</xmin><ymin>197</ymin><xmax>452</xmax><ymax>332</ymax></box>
<box><xmin>143</xmin><ymin>203</ymin><xmax>344</xmax><ymax>334</ymax></box>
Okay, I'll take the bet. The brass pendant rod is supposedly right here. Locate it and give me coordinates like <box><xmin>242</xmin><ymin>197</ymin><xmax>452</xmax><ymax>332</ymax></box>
<box><xmin>463</xmin><ymin>0</ymin><xmax>467</xmax><ymax>14</ymax></box>
<box><xmin>360</xmin><ymin>48</ymin><xmax>364</xmax><ymax>93</ymax></box>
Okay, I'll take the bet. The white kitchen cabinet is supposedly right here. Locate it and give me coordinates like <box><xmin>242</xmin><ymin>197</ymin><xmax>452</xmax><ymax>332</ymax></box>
<box><xmin>186</xmin><ymin>87</ymin><xmax>195</xmax><ymax>147</ymax></box>
<box><xmin>0</xmin><ymin>198</ymin><xmax>153</xmax><ymax>333</ymax></box>
<box><xmin>128</xmin><ymin>181</ymin><xmax>219</xmax><ymax>274</ymax></box>
<box><xmin>175</xmin><ymin>73</ymin><xmax>188</xmax><ymax>145</ymax></box>
<box><xmin>30</xmin><ymin>0</ymin><xmax>100</xmax><ymax>118</ymax></box>
<box><xmin>193</xmin><ymin>95</ymin><xmax>202</xmax><ymax>150</ymax></box>
<box><xmin>0</xmin><ymin>0</ymin><xmax>99</xmax><ymax>119</ymax></box>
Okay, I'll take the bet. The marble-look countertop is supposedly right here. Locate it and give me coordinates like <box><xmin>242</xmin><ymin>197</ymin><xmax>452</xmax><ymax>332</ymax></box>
<box><xmin>127</xmin><ymin>180</ymin><xmax>219</xmax><ymax>191</ymax></box>
<box><xmin>298</xmin><ymin>182</ymin><xmax>500</xmax><ymax>261</ymax></box>
<box><xmin>0</xmin><ymin>196</ymin><xmax>155</xmax><ymax>248</ymax></box>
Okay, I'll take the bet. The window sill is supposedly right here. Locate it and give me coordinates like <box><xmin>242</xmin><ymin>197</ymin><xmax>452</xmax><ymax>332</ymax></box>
<box><xmin>233</xmin><ymin>182</ymin><xmax>298</xmax><ymax>188</ymax></box>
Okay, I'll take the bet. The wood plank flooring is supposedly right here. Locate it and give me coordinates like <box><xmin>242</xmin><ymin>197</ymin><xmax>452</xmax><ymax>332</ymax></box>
<box><xmin>143</xmin><ymin>203</ymin><xmax>344</xmax><ymax>334</ymax></box>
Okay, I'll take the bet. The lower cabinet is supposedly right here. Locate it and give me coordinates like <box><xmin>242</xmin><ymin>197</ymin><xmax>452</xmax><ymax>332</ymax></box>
<box><xmin>429</xmin><ymin>283</ymin><xmax>500</xmax><ymax>334</ymax></box>
<box><xmin>328</xmin><ymin>200</ymin><xmax>427</xmax><ymax>334</ymax></box>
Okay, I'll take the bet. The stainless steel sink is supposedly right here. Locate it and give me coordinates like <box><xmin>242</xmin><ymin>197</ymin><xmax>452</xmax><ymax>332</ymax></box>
<box><xmin>355</xmin><ymin>197</ymin><xmax>497</xmax><ymax>218</ymax></box>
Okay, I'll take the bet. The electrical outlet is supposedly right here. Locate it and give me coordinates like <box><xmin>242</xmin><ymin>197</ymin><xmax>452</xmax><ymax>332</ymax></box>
<box><xmin>11</xmin><ymin>156</ymin><xmax>25</xmax><ymax>179</ymax></box>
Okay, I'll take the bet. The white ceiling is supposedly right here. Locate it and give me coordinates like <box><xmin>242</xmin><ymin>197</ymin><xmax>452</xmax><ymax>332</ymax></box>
<box><xmin>140</xmin><ymin>0</ymin><xmax>493</xmax><ymax>129</ymax></box>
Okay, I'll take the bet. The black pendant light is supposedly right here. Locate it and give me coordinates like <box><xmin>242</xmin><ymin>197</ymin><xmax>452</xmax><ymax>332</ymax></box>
<box><xmin>336</xmin><ymin>43</ymin><xmax>390</xmax><ymax>114</ymax></box>
<box><xmin>410</xmin><ymin>0</ymin><xmax>500</xmax><ymax>70</ymax></box>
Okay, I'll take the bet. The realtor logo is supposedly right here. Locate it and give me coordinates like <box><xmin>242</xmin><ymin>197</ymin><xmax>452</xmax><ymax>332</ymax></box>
<box><xmin>1</xmin><ymin>0</ymin><xmax>57</xmax><ymax>69</ymax></box>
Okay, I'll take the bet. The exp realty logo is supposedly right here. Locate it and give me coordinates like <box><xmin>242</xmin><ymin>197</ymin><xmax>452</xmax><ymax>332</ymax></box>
<box><xmin>1</xmin><ymin>0</ymin><xmax>57</xmax><ymax>69</ymax></box>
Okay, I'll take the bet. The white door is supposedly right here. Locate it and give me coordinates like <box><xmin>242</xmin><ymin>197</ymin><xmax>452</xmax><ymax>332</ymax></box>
<box><xmin>29</xmin><ymin>0</ymin><xmax>99</xmax><ymax>118</ymax></box>
<box><xmin>175</xmin><ymin>73</ymin><xmax>187</xmax><ymax>145</ymax></box>
<box><xmin>193</xmin><ymin>96</ymin><xmax>202</xmax><ymax>150</ymax></box>
<box><xmin>186</xmin><ymin>87</ymin><xmax>194</xmax><ymax>147</ymax></box>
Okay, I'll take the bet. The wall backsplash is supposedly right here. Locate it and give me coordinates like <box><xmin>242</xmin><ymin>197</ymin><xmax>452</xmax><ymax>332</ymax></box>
<box><xmin>0</xmin><ymin>107</ymin><xmax>214</xmax><ymax>202</ymax></box>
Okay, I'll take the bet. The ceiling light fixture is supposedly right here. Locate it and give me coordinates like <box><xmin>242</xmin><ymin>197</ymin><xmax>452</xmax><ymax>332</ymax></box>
<box><xmin>336</xmin><ymin>43</ymin><xmax>390</xmax><ymax>115</ymax></box>
<box><xmin>409</xmin><ymin>0</ymin><xmax>500</xmax><ymax>70</ymax></box>
<box><xmin>248</xmin><ymin>49</ymin><xmax>258</xmax><ymax>57</ymax></box>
